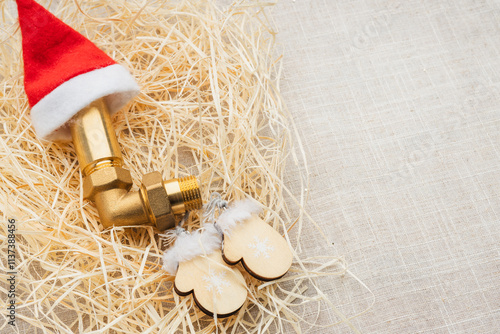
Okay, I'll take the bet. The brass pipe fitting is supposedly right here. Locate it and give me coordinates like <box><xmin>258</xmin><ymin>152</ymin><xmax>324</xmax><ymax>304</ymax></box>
<box><xmin>70</xmin><ymin>99</ymin><xmax>202</xmax><ymax>230</ymax></box>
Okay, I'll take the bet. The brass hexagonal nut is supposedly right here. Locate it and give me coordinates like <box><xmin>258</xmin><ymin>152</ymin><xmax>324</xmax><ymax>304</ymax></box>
<box><xmin>83</xmin><ymin>167</ymin><xmax>133</xmax><ymax>200</ymax></box>
<box><xmin>140</xmin><ymin>171</ymin><xmax>176</xmax><ymax>230</ymax></box>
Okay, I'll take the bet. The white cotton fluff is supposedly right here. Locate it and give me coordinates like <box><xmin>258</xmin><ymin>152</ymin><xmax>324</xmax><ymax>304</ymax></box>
<box><xmin>162</xmin><ymin>223</ymin><xmax>222</xmax><ymax>275</ymax></box>
<box><xmin>216</xmin><ymin>198</ymin><xmax>262</xmax><ymax>235</ymax></box>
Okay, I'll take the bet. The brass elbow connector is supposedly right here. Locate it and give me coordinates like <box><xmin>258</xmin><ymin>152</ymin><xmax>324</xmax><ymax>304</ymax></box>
<box><xmin>69</xmin><ymin>99</ymin><xmax>202</xmax><ymax>230</ymax></box>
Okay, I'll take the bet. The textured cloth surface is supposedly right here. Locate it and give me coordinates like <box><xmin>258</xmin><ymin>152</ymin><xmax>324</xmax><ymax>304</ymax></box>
<box><xmin>17</xmin><ymin>0</ymin><xmax>115</xmax><ymax>107</ymax></box>
<box><xmin>32</xmin><ymin>64</ymin><xmax>139</xmax><ymax>140</ymax></box>
<box><xmin>272</xmin><ymin>0</ymin><xmax>500</xmax><ymax>333</ymax></box>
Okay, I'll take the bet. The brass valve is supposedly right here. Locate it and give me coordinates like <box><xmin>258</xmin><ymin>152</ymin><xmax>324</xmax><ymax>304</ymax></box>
<box><xmin>69</xmin><ymin>99</ymin><xmax>202</xmax><ymax>230</ymax></box>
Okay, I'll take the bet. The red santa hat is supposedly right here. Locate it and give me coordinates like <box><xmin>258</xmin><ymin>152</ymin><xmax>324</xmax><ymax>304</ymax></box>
<box><xmin>15</xmin><ymin>0</ymin><xmax>139</xmax><ymax>140</ymax></box>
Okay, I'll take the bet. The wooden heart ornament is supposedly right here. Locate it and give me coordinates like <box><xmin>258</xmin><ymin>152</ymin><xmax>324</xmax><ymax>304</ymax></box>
<box><xmin>216</xmin><ymin>199</ymin><xmax>293</xmax><ymax>281</ymax></box>
<box><xmin>162</xmin><ymin>224</ymin><xmax>247</xmax><ymax>317</ymax></box>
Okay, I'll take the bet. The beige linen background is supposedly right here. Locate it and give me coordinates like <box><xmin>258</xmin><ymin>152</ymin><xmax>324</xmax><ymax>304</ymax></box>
<box><xmin>271</xmin><ymin>0</ymin><xmax>500</xmax><ymax>332</ymax></box>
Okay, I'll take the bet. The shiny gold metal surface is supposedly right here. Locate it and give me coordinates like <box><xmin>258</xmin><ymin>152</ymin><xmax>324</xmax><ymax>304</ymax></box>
<box><xmin>164</xmin><ymin>176</ymin><xmax>203</xmax><ymax>215</ymax></box>
<box><xmin>177</xmin><ymin>176</ymin><xmax>203</xmax><ymax>212</ymax></box>
<box><xmin>69</xmin><ymin>99</ymin><xmax>123</xmax><ymax>177</ymax></box>
<box><xmin>93</xmin><ymin>188</ymin><xmax>149</xmax><ymax>227</ymax></box>
<box><xmin>82</xmin><ymin>166</ymin><xmax>133</xmax><ymax>201</ymax></box>
<box><xmin>163</xmin><ymin>178</ymin><xmax>184</xmax><ymax>215</ymax></box>
<box><xmin>140</xmin><ymin>172</ymin><xmax>176</xmax><ymax>231</ymax></box>
<box><xmin>70</xmin><ymin>98</ymin><xmax>202</xmax><ymax>230</ymax></box>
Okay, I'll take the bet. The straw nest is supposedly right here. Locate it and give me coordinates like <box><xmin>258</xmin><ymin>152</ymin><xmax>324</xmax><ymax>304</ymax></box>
<box><xmin>0</xmin><ymin>0</ymin><xmax>368</xmax><ymax>332</ymax></box>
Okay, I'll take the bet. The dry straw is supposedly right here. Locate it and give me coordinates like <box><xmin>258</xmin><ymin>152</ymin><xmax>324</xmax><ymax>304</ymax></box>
<box><xmin>0</xmin><ymin>0</ymin><xmax>372</xmax><ymax>332</ymax></box>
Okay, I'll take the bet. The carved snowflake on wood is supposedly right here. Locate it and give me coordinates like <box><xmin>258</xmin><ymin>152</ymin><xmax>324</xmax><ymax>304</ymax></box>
<box><xmin>248</xmin><ymin>236</ymin><xmax>275</xmax><ymax>259</ymax></box>
<box><xmin>203</xmin><ymin>269</ymin><xmax>230</xmax><ymax>295</ymax></box>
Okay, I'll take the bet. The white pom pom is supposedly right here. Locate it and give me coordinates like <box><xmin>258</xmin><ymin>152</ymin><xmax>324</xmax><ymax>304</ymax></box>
<box><xmin>162</xmin><ymin>223</ymin><xmax>222</xmax><ymax>275</ymax></box>
<box><xmin>216</xmin><ymin>198</ymin><xmax>262</xmax><ymax>235</ymax></box>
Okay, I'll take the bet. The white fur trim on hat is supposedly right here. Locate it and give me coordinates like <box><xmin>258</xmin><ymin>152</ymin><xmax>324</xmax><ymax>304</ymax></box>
<box><xmin>216</xmin><ymin>198</ymin><xmax>262</xmax><ymax>235</ymax></box>
<box><xmin>162</xmin><ymin>224</ymin><xmax>222</xmax><ymax>275</ymax></box>
<box><xmin>30</xmin><ymin>64</ymin><xmax>139</xmax><ymax>141</ymax></box>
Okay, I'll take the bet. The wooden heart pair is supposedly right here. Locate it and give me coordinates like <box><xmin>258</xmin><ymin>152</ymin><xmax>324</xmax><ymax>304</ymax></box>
<box><xmin>162</xmin><ymin>199</ymin><xmax>293</xmax><ymax>317</ymax></box>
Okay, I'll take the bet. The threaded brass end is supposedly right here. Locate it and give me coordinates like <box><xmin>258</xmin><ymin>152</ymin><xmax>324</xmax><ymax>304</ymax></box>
<box><xmin>178</xmin><ymin>176</ymin><xmax>202</xmax><ymax>211</ymax></box>
<box><xmin>82</xmin><ymin>157</ymin><xmax>123</xmax><ymax>177</ymax></box>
